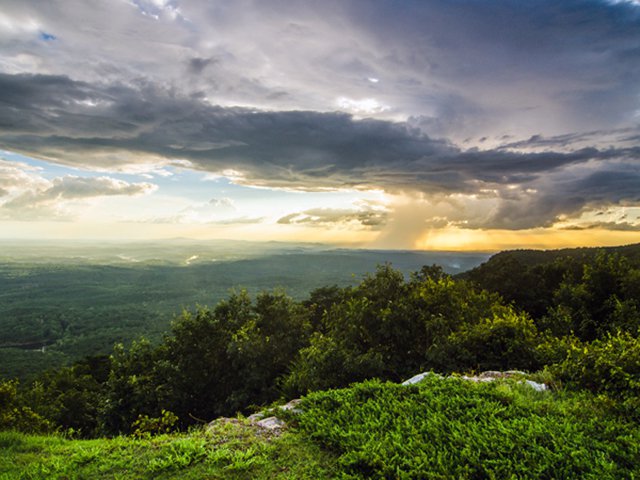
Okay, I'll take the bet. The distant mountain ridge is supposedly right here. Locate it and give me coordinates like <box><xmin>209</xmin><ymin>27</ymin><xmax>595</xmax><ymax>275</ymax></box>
<box><xmin>457</xmin><ymin>242</ymin><xmax>640</xmax><ymax>320</ymax></box>
<box><xmin>459</xmin><ymin>243</ymin><xmax>640</xmax><ymax>276</ymax></box>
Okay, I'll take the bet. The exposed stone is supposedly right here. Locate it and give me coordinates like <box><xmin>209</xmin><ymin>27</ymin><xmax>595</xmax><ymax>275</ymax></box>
<box><xmin>402</xmin><ymin>370</ymin><xmax>548</xmax><ymax>391</ymax></box>
<box><xmin>479</xmin><ymin>370</ymin><xmax>526</xmax><ymax>379</ymax></box>
<box><xmin>504</xmin><ymin>370</ymin><xmax>527</xmax><ymax>376</ymax></box>
<box><xmin>205</xmin><ymin>415</ymin><xmax>287</xmax><ymax>440</ymax></box>
<box><xmin>279</xmin><ymin>398</ymin><xmax>302</xmax><ymax>413</ymax></box>
<box><xmin>401</xmin><ymin>372</ymin><xmax>443</xmax><ymax>385</ymax></box>
<box><xmin>524</xmin><ymin>380</ymin><xmax>548</xmax><ymax>392</ymax></box>
<box><xmin>247</xmin><ymin>412</ymin><xmax>265</xmax><ymax>421</ymax></box>
<box><xmin>256</xmin><ymin>416</ymin><xmax>286</xmax><ymax>431</ymax></box>
<box><xmin>461</xmin><ymin>375</ymin><xmax>494</xmax><ymax>383</ymax></box>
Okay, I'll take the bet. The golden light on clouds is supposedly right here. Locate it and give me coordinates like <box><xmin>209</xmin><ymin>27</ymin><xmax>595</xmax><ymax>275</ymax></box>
<box><xmin>415</xmin><ymin>227</ymin><xmax>640</xmax><ymax>252</ymax></box>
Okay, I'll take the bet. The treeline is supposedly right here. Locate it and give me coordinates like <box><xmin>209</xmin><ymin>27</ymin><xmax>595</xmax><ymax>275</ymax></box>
<box><xmin>461</xmin><ymin>247</ymin><xmax>640</xmax><ymax>339</ymax></box>
<box><xmin>2</xmin><ymin>249</ymin><xmax>640</xmax><ymax>438</ymax></box>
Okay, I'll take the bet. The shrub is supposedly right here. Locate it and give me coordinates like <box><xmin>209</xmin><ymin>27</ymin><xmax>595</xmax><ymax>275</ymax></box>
<box><xmin>430</xmin><ymin>310</ymin><xmax>541</xmax><ymax>372</ymax></box>
<box><xmin>131</xmin><ymin>409</ymin><xmax>179</xmax><ymax>437</ymax></box>
<box><xmin>549</xmin><ymin>332</ymin><xmax>640</xmax><ymax>415</ymax></box>
<box><xmin>0</xmin><ymin>380</ymin><xmax>51</xmax><ymax>433</ymax></box>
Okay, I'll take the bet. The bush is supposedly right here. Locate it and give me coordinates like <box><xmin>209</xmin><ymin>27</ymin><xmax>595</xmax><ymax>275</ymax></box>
<box><xmin>131</xmin><ymin>409</ymin><xmax>179</xmax><ymax>438</ymax></box>
<box><xmin>549</xmin><ymin>332</ymin><xmax>640</xmax><ymax>415</ymax></box>
<box><xmin>430</xmin><ymin>310</ymin><xmax>541</xmax><ymax>372</ymax></box>
<box><xmin>0</xmin><ymin>380</ymin><xmax>51</xmax><ymax>433</ymax></box>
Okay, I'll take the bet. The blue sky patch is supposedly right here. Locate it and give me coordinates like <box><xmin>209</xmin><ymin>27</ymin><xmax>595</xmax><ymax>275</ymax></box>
<box><xmin>39</xmin><ymin>31</ymin><xmax>57</xmax><ymax>41</ymax></box>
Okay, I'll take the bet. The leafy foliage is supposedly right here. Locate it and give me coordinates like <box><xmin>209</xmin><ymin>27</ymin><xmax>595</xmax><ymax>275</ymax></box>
<box><xmin>284</xmin><ymin>265</ymin><xmax>521</xmax><ymax>394</ymax></box>
<box><xmin>3</xmin><ymin>377</ymin><xmax>639</xmax><ymax>479</ymax></box>
<box><xmin>0</xmin><ymin>380</ymin><xmax>51</xmax><ymax>433</ymax></box>
<box><xmin>462</xmin><ymin>246</ymin><xmax>640</xmax><ymax>341</ymax></box>
<box><xmin>132</xmin><ymin>410</ymin><xmax>179</xmax><ymax>438</ymax></box>
<box><xmin>433</xmin><ymin>310</ymin><xmax>540</xmax><ymax>372</ymax></box>
<box><xmin>548</xmin><ymin>253</ymin><xmax>640</xmax><ymax>340</ymax></box>
<box><xmin>297</xmin><ymin>377</ymin><xmax>640</xmax><ymax>479</ymax></box>
<box><xmin>549</xmin><ymin>332</ymin><xmax>640</xmax><ymax>415</ymax></box>
<box><xmin>102</xmin><ymin>340</ymin><xmax>169</xmax><ymax>434</ymax></box>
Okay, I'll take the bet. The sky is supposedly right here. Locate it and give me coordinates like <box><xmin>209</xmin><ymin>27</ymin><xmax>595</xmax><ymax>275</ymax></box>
<box><xmin>1</xmin><ymin>0</ymin><xmax>640</xmax><ymax>251</ymax></box>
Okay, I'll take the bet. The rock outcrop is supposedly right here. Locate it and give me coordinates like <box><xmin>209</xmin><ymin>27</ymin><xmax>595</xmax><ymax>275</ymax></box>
<box><xmin>402</xmin><ymin>370</ymin><xmax>548</xmax><ymax>391</ymax></box>
<box><xmin>208</xmin><ymin>398</ymin><xmax>303</xmax><ymax>438</ymax></box>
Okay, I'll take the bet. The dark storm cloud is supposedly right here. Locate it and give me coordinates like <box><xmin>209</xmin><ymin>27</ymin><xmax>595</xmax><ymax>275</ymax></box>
<box><xmin>3</xmin><ymin>0</ymin><xmax>640</xmax><ymax>138</ymax></box>
<box><xmin>0</xmin><ymin>72</ymin><xmax>458</xmax><ymax>186</ymax></box>
<box><xmin>474</xmin><ymin>165</ymin><xmax>640</xmax><ymax>230</ymax></box>
<box><xmin>187</xmin><ymin>57</ymin><xmax>216</xmax><ymax>75</ymax></box>
<box><xmin>333</xmin><ymin>0</ymin><xmax>640</xmax><ymax>137</ymax></box>
<box><xmin>1</xmin><ymin>72</ymin><xmax>640</xmax><ymax>229</ymax></box>
<box><xmin>497</xmin><ymin>129</ymin><xmax>639</xmax><ymax>151</ymax></box>
<box><xmin>0</xmin><ymin>73</ymin><xmax>634</xmax><ymax>184</ymax></box>
<box><xmin>561</xmin><ymin>222</ymin><xmax>640</xmax><ymax>232</ymax></box>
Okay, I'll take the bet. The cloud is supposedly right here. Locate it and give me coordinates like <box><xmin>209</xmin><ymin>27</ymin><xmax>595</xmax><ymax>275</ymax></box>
<box><xmin>212</xmin><ymin>216</ymin><xmax>264</xmax><ymax>225</ymax></box>
<box><xmin>278</xmin><ymin>205</ymin><xmax>388</xmax><ymax>229</ymax></box>
<box><xmin>2</xmin><ymin>1</ymin><xmax>640</xmax><ymax>134</ymax></box>
<box><xmin>0</xmin><ymin>158</ymin><xmax>49</xmax><ymax>193</ymax></box>
<box><xmin>209</xmin><ymin>197</ymin><xmax>236</xmax><ymax>210</ymax></box>
<box><xmin>147</xmin><ymin>212</ymin><xmax>264</xmax><ymax>225</ymax></box>
<box><xmin>0</xmin><ymin>166</ymin><xmax>156</xmax><ymax>220</ymax></box>
<box><xmin>496</xmin><ymin>129</ymin><xmax>640</xmax><ymax>152</ymax></box>
<box><xmin>42</xmin><ymin>175</ymin><xmax>155</xmax><ymax>199</ymax></box>
<box><xmin>1</xmin><ymin>73</ymin><xmax>640</xmax><ymax>229</ymax></box>
<box><xmin>560</xmin><ymin>221</ymin><xmax>640</xmax><ymax>232</ymax></box>
<box><xmin>472</xmin><ymin>162</ymin><xmax>640</xmax><ymax>230</ymax></box>
<box><xmin>145</xmin><ymin>197</ymin><xmax>245</xmax><ymax>224</ymax></box>
<box><xmin>187</xmin><ymin>57</ymin><xmax>216</xmax><ymax>75</ymax></box>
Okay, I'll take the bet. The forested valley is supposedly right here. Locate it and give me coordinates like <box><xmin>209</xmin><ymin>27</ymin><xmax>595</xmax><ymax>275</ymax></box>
<box><xmin>0</xmin><ymin>244</ymin><xmax>485</xmax><ymax>379</ymax></box>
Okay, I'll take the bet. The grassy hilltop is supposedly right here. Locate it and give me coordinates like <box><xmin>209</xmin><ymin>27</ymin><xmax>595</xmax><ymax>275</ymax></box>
<box><xmin>2</xmin><ymin>376</ymin><xmax>639</xmax><ymax>479</ymax></box>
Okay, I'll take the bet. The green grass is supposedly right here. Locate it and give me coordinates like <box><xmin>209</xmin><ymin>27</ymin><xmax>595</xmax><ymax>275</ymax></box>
<box><xmin>296</xmin><ymin>376</ymin><xmax>640</xmax><ymax>479</ymax></box>
<box><xmin>2</xmin><ymin>377</ymin><xmax>639</xmax><ymax>479</ymax></box>
<box><xmin>0</xmin><ymin>419</ymin><xmax>337</xmax><ymax>479</ymax></box>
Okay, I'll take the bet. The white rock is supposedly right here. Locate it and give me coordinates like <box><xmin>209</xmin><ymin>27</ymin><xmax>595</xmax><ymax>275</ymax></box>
<box><xmin>467</xmin><ymin>375</ymin><xmax>494</xmax><ymax>383</ymax></box>
<box><xmin>524</xmin><ymin>380</ymin><xmax>548</xmax><ymax>391</ymax></box>
<box><xmin>401</xmin><ymin>372</ymin><xmax>442</xmax><ymax>385</ymax></box>
<box><xmin>401</xmin><ymin>370</ymin><xmax>548</xmax><ymax>392</ymax></box>
<box><xmin>279</xmin><ymin>398</ymin><xmax>302</xmax><ymax>414</ymax></box>
<box><xmin>256</xmin><ymin>416</ymin><xmax>286</xmax><ymax>430</ymax></box>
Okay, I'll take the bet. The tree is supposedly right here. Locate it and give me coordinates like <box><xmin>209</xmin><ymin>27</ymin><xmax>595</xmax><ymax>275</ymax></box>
<box><xmin>431</xmin><ymin>310</ymin><xmax>540</xmax><ymax>372</ymax></box>
<box><xmin>103</xmin><ymin>339</ymin><xmax>168</xmax><ymax>434</ymax></box>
